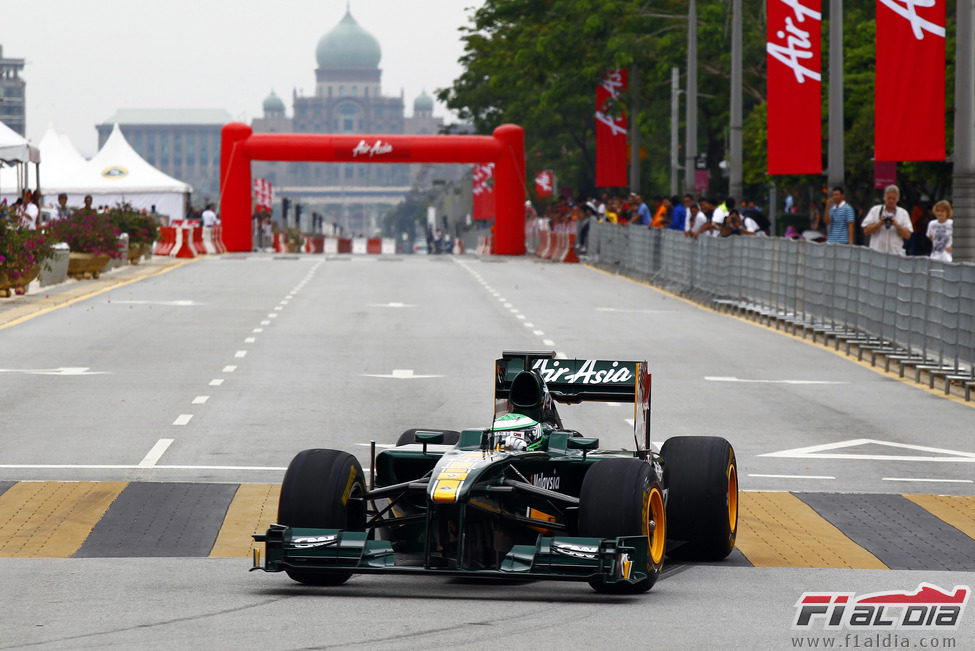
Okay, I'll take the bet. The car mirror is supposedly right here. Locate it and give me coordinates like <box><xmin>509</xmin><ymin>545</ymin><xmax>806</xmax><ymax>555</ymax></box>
<box><xmin>415</xmin><ymin>431</ymin><xmax>445</xmax><ymax>454</ymax></box>
<box><xmin>567</xmin><ymin>437</ymin><xmax>599</xmax><ymax>459</ymax></box>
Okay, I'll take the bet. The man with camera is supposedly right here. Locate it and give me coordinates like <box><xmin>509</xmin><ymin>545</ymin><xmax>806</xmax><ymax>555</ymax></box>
<box><xmin>861</xmin><ymin>184</ymin><xmax>912</xmax><ymax>255</ymax></box>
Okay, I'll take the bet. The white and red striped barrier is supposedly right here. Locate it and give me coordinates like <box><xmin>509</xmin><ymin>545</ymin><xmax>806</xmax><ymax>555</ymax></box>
<box><xmin>475</xmin><ymin>235</ymin><xmax>492</xmax><ymax>256</ymax></box>
<box><xmin>171</xmin><ymin>226</ymin><xmax>197</xmax><ymax>258</ymax></box>
<box><xmin>154</xmin><ymin>226</ymin><xmax>177</xmax><ymax>256</ymax></box>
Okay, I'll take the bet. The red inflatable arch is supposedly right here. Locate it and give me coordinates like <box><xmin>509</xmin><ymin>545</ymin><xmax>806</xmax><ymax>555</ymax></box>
<box><xmin>219</xmin><ymin>123</ymin><xmax>525</xmax><ymax>254</ymax></box>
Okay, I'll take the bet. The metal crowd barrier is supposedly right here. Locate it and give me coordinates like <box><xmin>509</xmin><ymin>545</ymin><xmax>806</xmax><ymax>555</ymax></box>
<box><xmin>587</xmin><ymin>222</ymin><xmax>975</xmax><ymax>400</ymax></box>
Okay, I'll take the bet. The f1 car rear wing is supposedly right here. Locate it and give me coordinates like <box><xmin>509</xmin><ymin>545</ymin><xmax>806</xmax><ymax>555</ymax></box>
<box><xmin>495</xmin><ymin>351</ymin><xmax>652</xmax><ymax>453</ymax></box>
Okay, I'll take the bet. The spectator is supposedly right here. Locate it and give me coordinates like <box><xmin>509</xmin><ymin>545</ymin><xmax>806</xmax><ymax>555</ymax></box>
<box><xmin>78</xmin><ymin>195</ymin><xmax>96</xmax><ymax>217</ymax></box>
<box><xmin>692</xmin><ymin>197</ymin><xmax>718</xmax><ymax>238</ymax></box>
<box><xmin>55</xmin><ymin>193</ymin><xmax>71</xmax><ymax>220</ymax></box>
<box><xmin>906</xmin><ymin>202</ymin><xmax>931</xmax><ymax>256</ymax></box>
<box><xmin>805</xmin><ymin>200</ymin><xmax>826</xmax><ymax>241</ymax></box>
<box><xmin>684</xmin><ymin>201</ymin><xmax>707</xmax><ymax>238</ymax></box>
<box><xmin>927</xmin><ymin>200</ymin><xmax>953</xmax><ymax>262</ymax></box>
<box><xmin>201</xmin><ymin>203</ymin><xmax>218</xmax><ymax>227</ymax></box>
<box><xmin>20</xmin><ymin>190</ymin><xmax>39</xmax><ymax>229</ymax></box>
<box><xmin>742</xmin><ymin>201</ymin><xmax>771</xmax><ymax>235</ymax></box>
<box><xmin>630</xmin><ymin>193</ymin><xmax>651</xmax><ymax>226</ymax></box>
<box><xmin>651</xmin><ymin>195</ymin><xmax>670</xmax><ymax>228</ymax></box>
<box><xmin>709</xmin><ymin>196</ymin><xmax>733</xmax><ymax>237</ymax></box>
<box><xmin>720</xmin><ymin>209</ymin><xmax>753</xmax><ymax>237</ymax></box>
<box><xmin>667</xmin><ymin>195</ymin><xmax>685</xmax><ymax>231</ymax></box>
<box><xmin>862</xmin><ymin>184</ymin><xmax>912</xmax><ymax>255</ymax></box>
<box><xmin>825</xmin><ymin>186</ymin><xmax>855</xmax><ymax>244</ymax></box>
<box><xmin>784</xmin><ymin>189</ymin><xmax>795</xmax><ymax>214</ymax></box>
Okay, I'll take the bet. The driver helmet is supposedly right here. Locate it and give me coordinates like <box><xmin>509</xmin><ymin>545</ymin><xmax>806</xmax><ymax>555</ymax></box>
<box><xmin>491</xmin><ymin>413</ymin><xmax>543</xmax><ymax>451</ymax></box>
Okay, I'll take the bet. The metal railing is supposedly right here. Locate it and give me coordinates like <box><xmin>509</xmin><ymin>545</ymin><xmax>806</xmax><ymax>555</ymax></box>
<box><xmin>587</xmin><ymin>223</ymin><xmax>975</xmax><ymax>392</ymax></box>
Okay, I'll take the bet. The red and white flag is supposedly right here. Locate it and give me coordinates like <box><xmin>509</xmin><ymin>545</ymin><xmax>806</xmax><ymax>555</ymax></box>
<box><xmin>766</xmin><ymin>0</ymin><xmax>822</xmax><ymax>174</ymax></box>
<box><xmin>875</xmin><ymin>0</ymin><xmax>945</xmax><ymax>161</ymax></box>
<box><xmin>472</xmin><ymin>163</ymin><xmax>495</xmax><ymax>221</ymax></box>
<box><xmin>253</xmin><ymin>178</ymin><xmax>272</xmax><ymax>210</ymax></box>
<box><xmin>595</xmin><ymin>69</ymin><xmax>627</xmax><ymax>187</ymax></box>
<box><xmin>534</xmin><ymin>170</ymin><xmax>554</xmax><ymax>198</ymax></box>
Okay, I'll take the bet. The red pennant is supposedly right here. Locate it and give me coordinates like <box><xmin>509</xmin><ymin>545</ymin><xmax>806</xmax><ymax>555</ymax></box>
<box><xmin>766</xmin><ymin>0</ymin><xmax>822</xmax><ymax>174</ymax></box>
<box><xmin>875</xmin><ymin>0</ymin><xmax>945</xmax><ymax>161</ymax></box>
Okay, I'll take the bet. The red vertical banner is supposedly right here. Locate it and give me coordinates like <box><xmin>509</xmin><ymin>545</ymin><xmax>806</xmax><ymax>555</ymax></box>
<box><xmin>766</xmin><ymin>0</ymin><xmax>822</xmax><ymax>174</ymax></box>
<box><xmin>253</xmin><ymin>178</ymin><xmax>272</xmax><ymax>210</ymax></box>
<box><xmin>595</xmin><ymin>69</ymin><xmax>628</xmax><ymax>187</ymax></box>
<box><xmin>472</xmin><ymin>163</ymin><xmax>495</xmax><ymax>221</ymax></box>
<box><xmin>534</xmin><ymin>170</ymin><xmax>554</xmax><ymax>198</ymax></box>
<box><xmin>875</xmin><ymin>0</ymin><xmax>945</xmax><ymax>161</ymax></box>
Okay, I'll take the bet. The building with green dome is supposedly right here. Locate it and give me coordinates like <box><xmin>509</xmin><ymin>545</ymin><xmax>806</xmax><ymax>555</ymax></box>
<box><xmin>250</xmin><ymin>7</ymin><xmax>457</xmax><ymax>237</ymax></box>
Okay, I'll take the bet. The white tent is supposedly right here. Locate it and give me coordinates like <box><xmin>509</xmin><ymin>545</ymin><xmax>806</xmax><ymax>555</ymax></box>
<box><xmin>3</xmin><ymin>123</ymin><xmax>192</xmax><ymax>221</ymax></box>
<box><xmin>67</xmin><ymin>124</ymin><xmax>191</xmax><ymax>220</ymax></box>
<box><xmin>0</xmin><ymin>120</ymin><xmax>40</xmax><ymax>200</ymax></box>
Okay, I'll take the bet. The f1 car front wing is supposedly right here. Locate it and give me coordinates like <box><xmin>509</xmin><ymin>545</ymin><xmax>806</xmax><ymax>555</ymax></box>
<box><xmin>252</xmin><ymin>525</ymin><xmax>651</xmax><ymax>585</ymax></box>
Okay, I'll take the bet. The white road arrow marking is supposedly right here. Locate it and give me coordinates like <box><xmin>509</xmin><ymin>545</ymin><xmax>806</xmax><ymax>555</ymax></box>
<box><xmin>596</xmin><ymin>307</ymin><xmax>677</xmax><ymax>314</ymax></box>
<box><xmin>760</xmin><ymin>438</ymin><xmax>975</xmax><ymax>462</ymax></box>
<box><xmin>362</xmin><ymin>369</ymin><xmax>443</xmax><ymax>379</ymax></box>
<box><xmin>0</xmin><ymin>367</ymin><xmax>109</xmax><ymax>376</ymax></box>
<box><xmin>109</xmin><ymin>300</ymin><xmax>202</xmax><ymax>306</ymax></box>
<box><xmin>706</xmin><ymin>376</ymin><xmax>847</xmax><ymax>385</ymax></box>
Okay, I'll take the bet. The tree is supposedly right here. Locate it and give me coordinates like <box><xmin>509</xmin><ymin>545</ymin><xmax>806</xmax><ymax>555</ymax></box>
<box><xmin>439</xmin><ymin>0</ymin><xmax>957</xmax><ymax>212</ymax></box>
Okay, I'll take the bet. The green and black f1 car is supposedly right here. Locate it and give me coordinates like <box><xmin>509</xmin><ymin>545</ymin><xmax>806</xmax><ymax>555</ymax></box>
<box><xmin>252</xmin><ymin>351</ymin><xmax>738</xmax><ymax>593</ymax></box>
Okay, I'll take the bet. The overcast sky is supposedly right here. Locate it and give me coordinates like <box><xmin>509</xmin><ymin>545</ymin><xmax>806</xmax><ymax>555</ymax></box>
<box><xmin>1</xmin><ymin>0</ymin><xmax>483</xmax><ymax>157</ymax></box>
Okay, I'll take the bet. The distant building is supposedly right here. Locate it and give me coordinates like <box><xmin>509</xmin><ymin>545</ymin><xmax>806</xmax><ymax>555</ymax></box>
<box><xmin>95</xmin><ymin>108</ymin><xmax>232</xmax><ymax>204</ymax></box>
<box><xmin>251</xmin><ymin>7</ymin><xmax>466</xmax><ymax>236</ymax></box>
<box><xmin>0</xmin><ymin>45</ymin><xmax>27</xmax><ymax>136</ymax></box>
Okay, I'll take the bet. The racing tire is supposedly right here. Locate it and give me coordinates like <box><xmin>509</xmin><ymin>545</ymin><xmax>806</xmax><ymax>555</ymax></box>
<box><xmin>395</xmin><ymin>428</ymin><xmax>460</xmax><ymax>446</ymax></box>
<box><xmin>578</xmin><ymin>458</ymin><xmax>666</xmax><ymax>594</ymax></box>
<box><xmin>277</xmin><ymin>448</ymin><xmax>366</xmax><ymax>586</ymax></box>
<box><xmin>660</xmin><ymin>436</ymin><xmax>738</xmax><ymax>561</ymax></box>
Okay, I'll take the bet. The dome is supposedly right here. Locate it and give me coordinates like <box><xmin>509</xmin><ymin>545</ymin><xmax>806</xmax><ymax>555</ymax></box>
<box><xmin>414</xmin><ymin>90</ymin><xmax>434</xmax><ymax>112</ymax></box>
<box><xmin>315</xmin><ymin>9</ymin><xmax>381</xmax><ymax>69</ymax></box>
<box><xmin>263</xmin><ymin>90</ymin><xmax>285</xmax><ymax>113</ymax></box>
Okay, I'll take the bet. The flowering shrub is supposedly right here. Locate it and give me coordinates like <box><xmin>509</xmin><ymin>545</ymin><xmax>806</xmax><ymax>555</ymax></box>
<box><xmin>0</xmin><ymin>222</ymin><xmax>55</xmax><ymax>282</ymax></box>
<box><xmin>48</xmin><ymin>209</ymin><xmax>123</xmax><ymax>258</ymax></box>
<box><xmin>107</xmin><ymin>203</ymin><xmax>159</xmax><ymax>246</ymax></box>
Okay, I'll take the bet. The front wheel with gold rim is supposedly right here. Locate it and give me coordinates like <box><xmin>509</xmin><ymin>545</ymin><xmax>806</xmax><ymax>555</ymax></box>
<box><xmin>660</xmin><ymin>436</ymin><xmax>738</xmax><ymax>561</ymax></box>
<box><xmin>578</xmin><ymin>458</ymin><xmax>666</xmax><ymax>593</ymax></box>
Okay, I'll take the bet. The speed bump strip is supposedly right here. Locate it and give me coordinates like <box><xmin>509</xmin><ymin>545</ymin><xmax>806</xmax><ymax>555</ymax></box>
<box><xmin>735</xmin><ymin>492</ymin><xmax>887</xmax><ymax>569</ymax></box>
<box><xmin>74</xmin><ymin>482</ymin><xmax>238</xmax><ymax>557</ymax></box>
<box><xmin>0</xmin><ymin>481</ymin><xmax>127</xmax><ymax>558</ymax></box>
<box><xmin>797</xmin><ymin>492</ymin><xmax>975</xmax><ymax>571</ymax></box>
<box><xmin>209</xmin><ymin>483</ymin><xmax>281</xmax><ymax>558</ymax></box>
<box><xmin>903</xmin><ymin>494</ymin><xmax>975</xmax><ymax>539</ymax></box>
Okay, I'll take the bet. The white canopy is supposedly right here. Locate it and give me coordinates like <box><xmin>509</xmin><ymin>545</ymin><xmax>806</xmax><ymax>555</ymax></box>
<box><xmin>0</xmin><ymin>120</ymin><xmax>40</xmax><ymax>200</ymax></box>
<box><xmin>2</xmin><ymin>123</ymin><xmax>191</xmax><ymax>221</ymax></box>
<box><xmin>0</xmin><ymin>120</ymin><xmax>39</xmax><ymax>164</ymax></box>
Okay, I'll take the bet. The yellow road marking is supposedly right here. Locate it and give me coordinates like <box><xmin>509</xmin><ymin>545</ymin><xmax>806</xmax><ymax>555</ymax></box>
<box><xmin>903</xmin><ymin>494</ymin><xmax>975</xmax><ymax>539</ymax></box>
<box><xmin>0</xmin><ymin>258</ymin><xmax>195</xmax><ymax>331</ymax></box>
<box><xmin>0</xmin><ymin>481</ymin><xmax>127</xmax><ymax>557</ymax></box>
<box><xmin>209</xmin><ymin>483</ymin><xmax>281</xmax><ymax>558</ymax></box>
<box><xmin>736</xmin><ymin>492</ymin><xmax>888</xmax><ymax>569</ymax></box>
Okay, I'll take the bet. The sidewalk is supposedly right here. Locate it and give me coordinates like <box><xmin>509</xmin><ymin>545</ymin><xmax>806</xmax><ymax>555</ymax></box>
<box><xmin>0</xmin><ymin>255</ymin><xmax>196</xmax><ymax>330</ymax></box>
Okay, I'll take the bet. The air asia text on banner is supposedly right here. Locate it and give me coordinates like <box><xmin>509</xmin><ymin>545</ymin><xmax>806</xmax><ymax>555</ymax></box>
<box><xmin>766</xmin><ymin>0</ymin><xmax>822</xmax><ymax>175</ymax></box>
<box><xmin>472</xmin><ymin>163</ymin><xmax>495</xmax><ymax>221</ymax></box>
<box><xmin>875</xmin><ymin>0</ymin><xmax>945</xmax><ymax>162</ymax></box>
<box><xmin>595</xmin><ymin>69</ymin><xmax>627</xmax><ymax>188</ymax></box>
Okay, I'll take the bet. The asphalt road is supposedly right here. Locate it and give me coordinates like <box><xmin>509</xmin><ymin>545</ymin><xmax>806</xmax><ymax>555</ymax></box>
<box><xmin>1</xmin><ymin>253</ymin><xmax>973</xmax><ymax>649</ymax></box>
